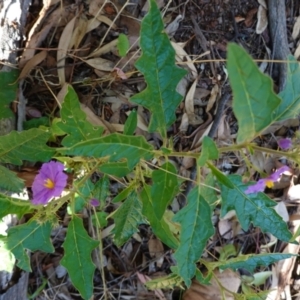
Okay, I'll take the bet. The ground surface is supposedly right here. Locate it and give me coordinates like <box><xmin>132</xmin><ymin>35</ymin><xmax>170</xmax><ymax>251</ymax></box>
<box><xmin>3</xmin><ymin>0</ymin><xmax>300</xmax><ymax>299</ymax></box>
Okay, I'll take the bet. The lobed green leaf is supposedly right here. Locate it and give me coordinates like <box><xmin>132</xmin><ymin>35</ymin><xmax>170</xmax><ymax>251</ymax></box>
<box><xmin>59</xmin><ymin>133</ymin><xmax>153</xmax><ymax>170</ymax></box>
<box><xmin>151</xmin><ymin>162</ymin><xmax>179</xmax><ymax>220</ymax></box>
<box><xmin>212</xmin><ymin>253</ymin><xmax>295</xmax><ymax>273</ymax></box>
<box><xmin>275</xmin><ymin>55</ymin><xmax>300</xmax><ymax>121</ymax></box>
<box><xmin>0</xmin><ymin>195</ymin><xmax>33</xmax><ymax>219</ymax></box>
<box><xmin>219</xmin><ymin>175</ymin><xmax>292</xmax><ymax>242</ymax></box>
<box><xmin>61</xmin><ymin>216</ymin><xmax>99</xmax><ymax>300</ymax></box>
<box><xmin>6</xmin><ymin>221</ymin><xmax>54</xmax><ymax>271</ymax></box>
<box><xmin>111</xmin><ymin>191</ymin><xmax>145</xmax><ymax>247</ymax></box>
<box><xmin>130</xmin><ymin>0</ymin><xmax>186</xmax><ymax>139</ymax></box>
<box><xmin>0</xmin><ymin>165</ymin><xmax>24</xmax><ymax>193</ymax></box>
<box><xmin>140</xmin><ymin>185</ymin><xmax>179</xmax><ymax>249</ymax></box>
<box><xmin>227</xmin><ymin>43</ymin><xmax>281</xmax><ymax>143</ymax></box>
<box><xmin>59</xmin><ymin>85</ymin><xmax>103</xmax><ymax>146</ymax></box>
<box><xmin>0</xmin><ymin>128</ymin><xmax>55</xmax><ymax>165</ymax></box>
<box><xmin>173</xmin><ymin>187</ymin><xmax>215</xmax><ymax>286</ymax></box>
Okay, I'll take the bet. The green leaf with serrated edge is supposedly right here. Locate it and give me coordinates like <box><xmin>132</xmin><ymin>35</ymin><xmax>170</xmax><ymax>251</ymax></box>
<box><xmin>124</xmin><ymin>109</ymin><xmax>137</xmax><ymax>135</ymax></box>
<box><xmin>173</xmin><ymin>187</ymin><xmax>215</xmax><ymax>287</ymax></box>
<box><xmin>0</xmin><ymin>128</ymin><xmax>55</xmax><ymax>165</ymax></box>
<box><xmin>207</xmin><ymin>162</ymin><xmax>234</xmax><ymax>189</ymax></box>
<box><xmin>0</xmin><ymin>165</ymin><xmax>24</xmax><ymax>192</ymax></box>
<box><xmin>94</xmin><ymin>175</ymin><xmax>109</xmax><ymax>205</ymax></box>
<box><xmin>199</xmin><ymin>172</ymin><xmax>218</xmax><ymax>206</ymax></box>
<box><xmin>219</xmin><ymin>175</ymin><xmax>292</xmax><ymax>242</ymax></box>
<box><xmin>151</xmin><ymin>162</ymin><xmax>179</xmax><ymax>220</ymax></box>
<box><xmin>130</xmin><ymin>0</ymin><xmax>187</xmax><ymax>139</ymax></box>
<box><xmin>61</xmin><ymin>216</ymin><xmax>99</xmax><ymax>300</ymax></box>
<box><xmin>140</xmin><ymin>185</ymin><xmax>179</xmax><ymax>249</ymax></box>
<box><xmin>198</xmin><ymin>136</ymin><xmax>219</xmax><ymax>167</ymax></box>
<box><xmin>227</xmin><ymin>43</ymin><xmax>281</xmax><ymax>143</ymax></box>
<box><xmin>117</xmin><ymin>33</ymin><xmax>130</xmax><ymax>57</ymax></box>
<box><xmin>59</xmin><ymin>133</ymin><xmax>153</xmax><ymax>170</ymax></box>
<box><xmin>0</xmin><ymin>69</ymin><xmax>18</xmax><ymax>119</ymax></box>
<box><xmin>59</xmin><ymin>85</ymin><xmax>103</xmax><ymax>147</ymax></box>
<box><xmin>212</xmin><ymin>253</ymin><xmax>295</xmax><ymax>273</ymax></box>
<box><xmin>6</xmin><ymin>221</ymin><xmax>54</xmax><ymax>271</ymax></box>
<box><xmin>274</xmin><ymin>55</ymin><xmax>300</xmax><ymax>121</ymax></box>
<box><xmin>0</xmin><ymin>195</ymin><xmax>33</xmax><ymax>219</ymax></box>
<box><xmin>111</xmin><ymin>191</ymin><xmax>145</xmax><ymax>247</ymax></box>
<box><xmin>99</xmin><ymin>161</ymin><xmax>131</xmax><ymax>177</ymax></box>
<box><xmin>113</xmin><ymin>184</ymin><xmax>135</xmax><ymax>203</ymax></box>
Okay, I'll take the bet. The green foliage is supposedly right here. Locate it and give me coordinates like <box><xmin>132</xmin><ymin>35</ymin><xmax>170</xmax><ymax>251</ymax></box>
<box><xmin>0</xmin><ymin>128</ymin><xmax>55</xmax><ymax>165</ymax></box>
<box><xmin>111</xmin><ymin>191</ymin><xmax>146</xmax><ymax>246</ymax></box>
<box><xmin>198</xmin><ymin>136</ymin><xmax>219</xmax><ymax>166</ymax></box>
<box><xmin>117</xmin><ymin>33</ymin><xmax>130</xmax><ymax>57</ymax></box>
<box><xmin>212</xmin><ymin>253</ymin><xmax>295</xmax><ymax>272</ymax></box>
<box><xmin>151</xmin><ymin>162</ymin><xmax>179</xmax><ymax>220</ymax></box>
<box><xmin>59</xmin><ymin>85</ymin><xmax>103</xmax><ymax>146</ymax></box>
<box><xmin>227</xmin><ymin>43</ymin><xmax>282</xmax><ymax>143</ymax></box>
<box><xmin>61</xmin><ymin>216</ymin><xmax>99</xmax><ymax>300</ymax></box>
<box><xmin>1</xmin><ymin>1</ymin><xmax>298</xmax><ymax>298</ymax></box>
<box><xmin>140</xmin><ymin>185</ymin><xmax>179</xmax><ymax>249</ymax></box>
<box><xmin>173</xmin><ymin>187</ymin><xmax>215</xmax><ymax>286</ymax></box>
<box><xmin>0</xmin><ymin>69</ymin><xmax>18</xmax><ymax>119</ymax></box>
<box><xmin>60</xmin><ymin>133</ymin><xmax>153</xmax><ymax>170</ymax></box>
<box><xmin>6</xmin><ymin>221</ymin><xmax>54</xmax><ymax>271</ymax></box>
<box><xmin>124</xmin><ymin>109</ymin><xmax>137</xmax><ymax>135</ymax></box>
<box><xmin>275</xmin><ymin>55</ymin><xmax>300</xmax><ymax>121</ymax></box>
<box><xmin>0</xmin><ymin>165</ymin><xmax>25</xmax><ymax>192</ymax></box>
<box><xmin>0</xmin><ymin>195</ymin><xmax>32</xmax><ymax>219</ymax></box>
<box><xmin>219</xmin><ymin>175</ymin><xmax>292</xmax><ymax>242</ymax></box>
<box><xmin>130</xmin><ymin>0</ymin><xmax>186</xmax><ymax>139</ymax></box>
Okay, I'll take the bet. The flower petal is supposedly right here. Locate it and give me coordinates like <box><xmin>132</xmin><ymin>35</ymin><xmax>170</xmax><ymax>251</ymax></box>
<box><xmin>244</xmin><ymin>179</ymin><xmax>266</xmax><ymax>194</ymax></box>
<box><xmin>278</xmin><ymin>138</ymin><xmax>292</xmax><ymax>150</ymax></box>
<box><xmin>90</xmin><ymin>199</ymin><xmax>100</xmax><ymax>207</ymax></box>
<box><xmin>32</xmin><ymin>161</ymin><xmax>67</xmax><ymax>205</ymax></box>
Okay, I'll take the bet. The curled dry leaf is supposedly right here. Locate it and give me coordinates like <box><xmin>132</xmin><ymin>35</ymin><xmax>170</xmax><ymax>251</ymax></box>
<box><xmin>84</xmin><ymin>58</ymin><xmax>114</xmax><ymax>71</ymax></box>
<box><xmin>57</xmin><ymin>16</ymin><xmax>76</xmax><ymax>85</ymax></box>
<box><xmin>185</xmin><ymin>78</ymin><xmax>204</xmax><ymax>126</ymax></box>
<box><xmin>292</xmin><ymin>16</ymin><xmax>300</xmax><ymax>40</ymax></box>
<box><xmin>256</xmin><ymin>5</ymin><xmax>268</xmax><ymax>34</ymax></box>
<box><xmin>165</xmin><ymin>15</ymin><xmax>183</xmax><ymax>37</ymax></box>
<box><xmin>206</xmin><ymin>84</ymin><xmax>219</xmax><ymax>113</ymax></box>
<box><xmin>171</xmin><ymin>41</ymin><xmax>198</xmax><ymax>80</ymax></box>
<box><xmin>18</xmin><ymin>50</ymin><xmax>47</xmax><ymax>80</ymax></box>
<box><xmin>87</xmin><ymin>39</ymin><xmax>118</xmax><ymax>58</ymax></box>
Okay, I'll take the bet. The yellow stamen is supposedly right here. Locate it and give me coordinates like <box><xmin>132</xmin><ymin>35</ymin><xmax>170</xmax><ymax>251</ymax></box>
<box><xmin>44</xmin><ymin>178</ymin><xmax>55</xmax><ymax>189</ymax></box>
<box><xmin>265</xmin><ymin>180</ymin><xmax>274</xmax><ymax>188</ymax></box>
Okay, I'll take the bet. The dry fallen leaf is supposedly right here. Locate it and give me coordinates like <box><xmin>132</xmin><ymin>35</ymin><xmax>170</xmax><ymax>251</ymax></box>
<box><xmin>292</xmin><ymin>16</ymin><xmax>300</xmax><ymax>40</ymax></box>
<box><xmin>183</xmin><ymin>269</ymin><xmax>241</xmax><ymax>300</ymax></box>
<box><xmin>256</xmin><ymin>5</ymin><xmax>268</xmax><ymax>34</ymax></box>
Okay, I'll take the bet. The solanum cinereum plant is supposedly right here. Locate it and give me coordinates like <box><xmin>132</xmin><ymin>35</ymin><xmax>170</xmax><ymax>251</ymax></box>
<box><xmin>1</xmin><ymin>0</ymin><xmax>300</xmax><ymax>299</ymax></box>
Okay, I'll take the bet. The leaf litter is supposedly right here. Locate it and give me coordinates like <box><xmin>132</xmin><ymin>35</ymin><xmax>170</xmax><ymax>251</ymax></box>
<box><xmin>5</xmin><ymin>0</ymin><xmax>300</xmax><ymax>299</ymax></box>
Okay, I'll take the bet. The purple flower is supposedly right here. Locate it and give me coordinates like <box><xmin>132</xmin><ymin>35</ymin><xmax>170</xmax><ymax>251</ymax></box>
<box><xmin>278</xmin><ymin>138</ymin><xmax>292</xmax><ymax>150</ymax></box>
<box><xmin>32</xmin><ymin>161</ymin><xmax>68</xmax><ymax>205</ymax></box>
<box><xmin>90</xmin><ymin>199</ymin><xmax>100</xmax><ymax>207</ymax></box>
<box><xmin>245</xmin><ymin>166</ymin><xmax>290</xmax><ymax>194</ymax></box>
